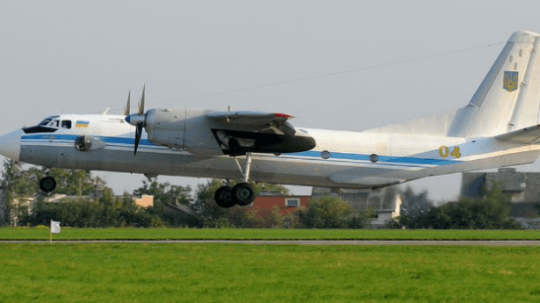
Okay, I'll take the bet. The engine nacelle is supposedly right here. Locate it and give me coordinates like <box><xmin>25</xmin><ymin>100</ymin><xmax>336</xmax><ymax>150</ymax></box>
<box><xmin>144</xmin><ymin>108</ymin><xmax>223</xmax><ymax>156</ymax></box>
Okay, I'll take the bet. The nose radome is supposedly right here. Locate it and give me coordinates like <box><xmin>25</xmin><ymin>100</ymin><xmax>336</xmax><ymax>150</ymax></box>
<box><xmin>0</xmin><ymin>129</ymin><xmax>23</xmax><ymax>161</ymax></box>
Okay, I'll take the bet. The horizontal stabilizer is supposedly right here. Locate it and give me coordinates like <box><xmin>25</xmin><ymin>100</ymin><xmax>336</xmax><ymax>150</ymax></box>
<box><xmin>495</xmin><ymin>125</ymin><xmax>540</xmax><ymax>144</ymax></box>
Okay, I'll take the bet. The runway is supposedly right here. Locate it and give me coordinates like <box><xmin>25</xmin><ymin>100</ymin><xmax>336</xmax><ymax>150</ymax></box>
<box><xmin>2</xmin><ymin>240</ymin><xmax>540</xmax><ymax>246</ymax></box>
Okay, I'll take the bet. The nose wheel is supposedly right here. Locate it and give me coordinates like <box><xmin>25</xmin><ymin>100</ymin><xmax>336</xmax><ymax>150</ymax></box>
<box><xmin>214</xmin><ymin>153</ymin><xmax>256</xmax><ymax>208</ymax></box>
<box><xmin>39</xmin><ymin>176</ymin><xmax>57</xmax><ymax>192</ymax></box>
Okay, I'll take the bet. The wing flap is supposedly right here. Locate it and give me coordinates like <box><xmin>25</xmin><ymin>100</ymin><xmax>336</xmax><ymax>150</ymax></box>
<box><xmin>495</xmin><ymin>124</ymin><xmax>540</xmax><ymax>144</ymax></box>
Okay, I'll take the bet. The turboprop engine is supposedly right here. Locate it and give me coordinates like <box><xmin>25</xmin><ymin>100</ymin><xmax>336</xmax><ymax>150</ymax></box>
<box><xmin>142</xmin><ymin>108</ymin><xmax>224</xmax><ymax>155</ymax></box>
<box><xmin>124</xmin><ymin>87</ymin><xmax>316</xmax><ymax>156</ymax></box>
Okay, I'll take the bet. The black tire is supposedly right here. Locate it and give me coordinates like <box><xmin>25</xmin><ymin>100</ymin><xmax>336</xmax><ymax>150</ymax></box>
<box><xmin>232</xmin><ymin>183</ymin><xmax>255</xmax><ymax>206</ymax></box>
<box><xmin>214</xmin><ymin>186</ymin><xmax>236</xmax><ymax>208</ymax></box>
<box><xmin>39</xmin><ymin>176</ymin><xmax>57</xmax><ymax>192</ymax></box>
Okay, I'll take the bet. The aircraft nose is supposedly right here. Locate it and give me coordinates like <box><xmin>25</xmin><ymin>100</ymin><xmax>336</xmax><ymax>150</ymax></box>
<box><xmin>0</xmin><ymin>129</ymin><xmax>23</xmax><ymax>161</ymax></box>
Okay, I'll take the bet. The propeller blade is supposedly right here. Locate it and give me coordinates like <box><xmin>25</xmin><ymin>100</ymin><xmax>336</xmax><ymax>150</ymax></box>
<box><xmin>124</xmin><ymin>90</ymin><xmax>131</xmax><ymax>116</ymax></box>
<box><xmin>138</xmin><ymin>85</ymin><xmax>145</xmax><ymax>115</ymax></box>
<box><xmin>134</xmin><ymin>121</ymin><xmax>143</xmax><ymax>156</ymax></box>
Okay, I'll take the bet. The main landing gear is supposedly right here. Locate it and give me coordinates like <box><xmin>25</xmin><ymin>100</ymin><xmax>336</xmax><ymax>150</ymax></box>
<box><xmin>214</xmin><ymin>153</ymin><xmax>255</xmax><ymax>208</ymax></box>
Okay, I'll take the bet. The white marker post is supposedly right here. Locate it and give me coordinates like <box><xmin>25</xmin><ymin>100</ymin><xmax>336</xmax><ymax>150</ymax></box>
<box><xmin>50</xmin><ymin>220</ymin><xmax>61</xmax><ymax>243</ymax></box>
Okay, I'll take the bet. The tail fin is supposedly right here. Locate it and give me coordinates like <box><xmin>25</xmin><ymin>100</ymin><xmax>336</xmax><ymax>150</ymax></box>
<box><xmin>450</xmin><ymin>31</ymin><xmax>540</xmax><ymax>137</ymax></box>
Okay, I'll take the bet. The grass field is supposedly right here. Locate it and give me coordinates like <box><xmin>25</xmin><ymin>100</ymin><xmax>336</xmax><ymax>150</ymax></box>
<box><xmin>1</xmin><ymin>243</ymin><xmax>540</xmax><ymax>302</ymax></box>
<box><xmin>1</xmin><ymin>227</ymin><xmax>540</xmax><ymax>240</ymax></box>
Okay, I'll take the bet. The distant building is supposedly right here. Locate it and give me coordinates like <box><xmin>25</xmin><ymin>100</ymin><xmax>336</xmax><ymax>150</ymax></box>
<box><xmin>250</xmin><ymin>193</ymin><xmax>311</xmax><ymax>216</ymax></box>
<box><xmin>461</xmin><ymin>168</ymin><xmax>540</xmax><ymax>218</ymax></box>
<box><xmin>134</xmin><ymin>195</ymin><xmax>154</xmax><ymax>208</ymax></box>
<box><xmin>312</xmin><ymin>187</ymin><xmax>402</xmax><ymax>226</ymax></box>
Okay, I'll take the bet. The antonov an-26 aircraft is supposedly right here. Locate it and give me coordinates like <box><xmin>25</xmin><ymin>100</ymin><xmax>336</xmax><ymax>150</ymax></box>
<box><xmin>1</xmin><ymin>30</ymin><xmax>540</xmax><ymax>208</ymax></box>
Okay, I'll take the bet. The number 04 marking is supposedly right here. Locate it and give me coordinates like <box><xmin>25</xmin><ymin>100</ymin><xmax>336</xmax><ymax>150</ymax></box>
<box><xmin>439</xmin><ymin>146</ymin><xmax>461</xmax><ymax>158</ymax></box>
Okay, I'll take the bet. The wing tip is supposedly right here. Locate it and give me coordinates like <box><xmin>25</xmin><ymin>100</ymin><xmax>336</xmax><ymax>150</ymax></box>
<box><xmin>274</xmin><ymin>113</ymin><xmax>294</xmax><ymax>119</ymax></box>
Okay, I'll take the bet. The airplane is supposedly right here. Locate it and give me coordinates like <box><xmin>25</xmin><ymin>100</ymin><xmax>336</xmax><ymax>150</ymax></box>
<box><xmin>1</xmin><ymin>30</ymin><xmax>540</xmax><ymax>208</ymax></box>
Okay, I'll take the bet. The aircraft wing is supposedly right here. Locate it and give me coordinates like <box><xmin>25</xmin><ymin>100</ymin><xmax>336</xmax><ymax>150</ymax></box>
<box><xmin>495</xmin><ymin>125</ymin><xmax>540</xmax><ymax>144</ymax></box>
<box><xmin>206</xmin><ymin>111</ymin><xmax>296</xmax><ymax>137</ymax></box>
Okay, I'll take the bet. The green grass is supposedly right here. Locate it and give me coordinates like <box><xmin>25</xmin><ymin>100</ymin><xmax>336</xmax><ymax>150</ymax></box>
<box><xmin>1</xmin><ymin>227</ymin><xmax>540</xmax><ymax>240</ymax></box>
<box><xmin>1</xmin><ymin>244</ymin><xmax>540</xmax><ymax>302</ymax></box>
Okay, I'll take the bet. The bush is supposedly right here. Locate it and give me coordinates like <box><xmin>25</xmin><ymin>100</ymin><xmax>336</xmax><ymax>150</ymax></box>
<box><xmin>389</xmin><ymin>185</ymin><xmax>521</xmax><ymax>230</ymax></box>
<box><xmin>297</xmin><ymin>196</ymin><xmax>369</xmax><ymax>229</ymax></box>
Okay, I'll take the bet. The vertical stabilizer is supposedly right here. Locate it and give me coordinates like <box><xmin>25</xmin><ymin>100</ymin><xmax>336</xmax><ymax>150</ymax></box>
<box><xmin>450</xmin><ymin>31</ymin><xmax>540</xmax><ymax>138</ymax></box>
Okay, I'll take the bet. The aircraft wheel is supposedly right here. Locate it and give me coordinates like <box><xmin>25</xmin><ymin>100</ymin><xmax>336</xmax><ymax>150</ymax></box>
<box><xmin>39</xmin><ymin>176</ymin><xmax>57</xmax><ymax>192</ymax></box>
<box><xmin>232</xmin><ymin>183</ymin><xmax>255</xmax><ymax>206</ymax></box>
<box><xmin>214</xmin><ymin>186</ymin><xmax>236</xmax><ymax>208</ymax></box>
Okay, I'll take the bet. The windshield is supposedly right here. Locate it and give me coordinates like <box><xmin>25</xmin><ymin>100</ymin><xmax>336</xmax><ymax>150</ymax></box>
<box><xmin>38</xmin><ymin>118</ymin><xmax>52</xmax><ymax>126</ymax></box>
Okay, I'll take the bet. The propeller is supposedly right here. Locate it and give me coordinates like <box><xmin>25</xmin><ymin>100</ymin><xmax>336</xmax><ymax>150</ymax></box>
<box><xmin>125</xmin><ymin>86</ymin><xmax>146</xmax><ymax>156</ymax></box>
<box><xmin>134</xmin><ymin>120</ymin><xmax>143</xmax><ymax>155</ymax></box>
<box><xmin>138</xmin><ymin>85</ymin><xmax>145</xmax><ymax>115</ymax></box>
<box><xmin>124</xmin><ymin>90</ymin><xmax>130</xmax><ymax>116</ymax></box>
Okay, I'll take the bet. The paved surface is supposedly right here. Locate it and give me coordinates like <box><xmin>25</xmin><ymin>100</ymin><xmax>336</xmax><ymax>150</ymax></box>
<box><xmin>2</xmin><ymin>240</ymin><xmax>540</xmax><ymax>246</ymax></box>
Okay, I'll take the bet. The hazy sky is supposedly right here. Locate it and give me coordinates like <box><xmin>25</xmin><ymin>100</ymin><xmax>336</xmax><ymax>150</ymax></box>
<box><xmin>1</xmin><ymin>0</ymin><xmax>540</xmax><ymax>202</ymax></box>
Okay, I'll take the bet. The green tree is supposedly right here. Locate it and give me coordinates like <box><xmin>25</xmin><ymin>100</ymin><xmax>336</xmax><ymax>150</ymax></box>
<box><xmin>133</xmin><ymin>178</ymin><xmax>191</xmax><ymax>206</ymax></box>
<box><xmin>297</xmin><ymin>195</ymin><xmax>369</xmax><ymax>229</ymax></box>
<box><xmin>267</xmin><ymin>205</ymin><xmax>284</xmax><ymax>228</ymax></box>
<box><xmin>391</xmin><ymin>185</ymin><xmax>521</xmax><ymax>229</ymax></box>
<box><xmin>133</xmin><ymin>178</ymin><xmax>192</xmax><ymax>226</ymax></box>
<box><xmin>390</xmin><ymin>186</ymin><xmax>434</xmax><ymax>229</ymax></box>
<box><xmin>0</xmin><ymin>160</ymin><xmax>38</xmax><ymax>225</ymax></box>
<box><xmin>191</xmin><ymin>179</ymin><xmax>230</xmax><ymax>226</ymax></box>
<box><xmin>22</xmin><ymin>167</ymin><xmax>106</xmax><ymax>197</ymax></box>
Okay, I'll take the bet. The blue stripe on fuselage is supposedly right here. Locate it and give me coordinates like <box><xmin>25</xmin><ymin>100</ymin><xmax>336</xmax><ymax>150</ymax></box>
<box><xmin>287</xmin><ymin>151</ymin><xmax>459</xmax><ymax>166</ymax></box>
<box><xmin>22</xmin><ymin>134</ymin><xmax>154</xmax><ymax>146</ymax></box>
<box><xmin>21</xmin><ymin>134</ymin><xmax>460</xmax><ymax>167</ymax></box>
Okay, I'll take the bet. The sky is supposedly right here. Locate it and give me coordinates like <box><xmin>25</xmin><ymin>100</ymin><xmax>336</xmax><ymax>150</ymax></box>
<box><xmin>1</xmin><ymin>0</ymin><xmax>540</xmax><ymax>202</ymax></box>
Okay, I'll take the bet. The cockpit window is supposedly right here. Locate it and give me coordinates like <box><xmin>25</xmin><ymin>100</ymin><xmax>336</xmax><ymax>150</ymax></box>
<box><xmin>39</xmin><ymin>118</ymin><xmax>52</xmax><ymax>126</ymax></box>
<box><xmin>61</xmin><ymin>120</ymin><xmax>72</xmax><ymax>129</ymax></box>
<box><xmin>22</xmin><ymin>116</ymin><xmax>62</xmax><ymax>134</ymax></box>
<box><xmin>48</xmin><ymin>120</ymin><xmax>59</xmax><ymax>128</ymax></box>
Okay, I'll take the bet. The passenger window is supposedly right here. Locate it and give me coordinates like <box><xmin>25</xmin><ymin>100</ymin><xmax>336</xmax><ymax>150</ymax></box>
<box><xmin>61</xmin><ymin>120</ymin><xmax>72</xmax><ymax>129</ymax></box>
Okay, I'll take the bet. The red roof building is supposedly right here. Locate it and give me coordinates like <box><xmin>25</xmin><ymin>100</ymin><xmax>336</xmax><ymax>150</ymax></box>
<box><xmin>249</xmin><ymin>195</ymin><xmax>311</xmax><ymax>216</ymax></box>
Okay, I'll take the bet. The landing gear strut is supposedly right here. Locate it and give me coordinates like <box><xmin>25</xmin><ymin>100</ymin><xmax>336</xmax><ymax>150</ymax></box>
<box><xmin>39</xmin><ymin>176</ymin><xmax>56</xmax><ymax>192</ymax></box>
<box><xmin>214</xmin><ymin>153</ymin><xmax>255</xmax><ymax>208</ymax></box>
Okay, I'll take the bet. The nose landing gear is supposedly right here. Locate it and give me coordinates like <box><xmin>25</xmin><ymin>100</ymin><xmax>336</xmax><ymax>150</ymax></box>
<box><xmin>214</xmin><ymin>153</ymin><xmax>256</xmax><ymax>208</ymax></box>
<box><xmin>39</xmin><ymin>176</ymin><xmax>57</xmax><ymax>192</ymax></box>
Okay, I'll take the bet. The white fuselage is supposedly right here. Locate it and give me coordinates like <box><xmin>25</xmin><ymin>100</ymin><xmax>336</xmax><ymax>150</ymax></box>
<box><xmin>3</xmin><ymin>113</ymin><xmax>538</xmax><ymax>190</ymax></box>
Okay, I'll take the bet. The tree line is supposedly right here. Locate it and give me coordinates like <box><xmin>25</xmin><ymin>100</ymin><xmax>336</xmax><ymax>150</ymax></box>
<box><xmin>0</xmin><ymin>160</ymin><xmax>372</xmax><ymax>228</ymax></box>
<box><xmin>0</xmin><ymin>159</ymin><xmax>524</xmax><ymax>229</ymax></box>
<box><xmin>388</xmin><ymin>185</ymin><xmax>521</xmax><ymax>229</ymax></box>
